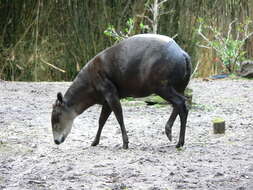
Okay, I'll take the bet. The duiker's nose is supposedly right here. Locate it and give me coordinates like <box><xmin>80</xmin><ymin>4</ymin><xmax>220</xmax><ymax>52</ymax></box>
<box><xmin>54</xmin><ymin>139</ymin><xmax>60</xmax><ymax>145</ymax></box>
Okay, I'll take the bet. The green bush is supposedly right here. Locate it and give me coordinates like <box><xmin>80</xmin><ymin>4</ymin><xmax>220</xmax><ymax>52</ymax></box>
<box><xmin>197</xmin><ymin>18</ymin><xmax>253</xmax><ymax>73</ymax></box>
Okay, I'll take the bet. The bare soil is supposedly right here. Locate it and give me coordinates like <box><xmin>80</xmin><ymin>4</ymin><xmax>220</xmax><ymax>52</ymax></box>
<box><xmin>0</xmin><ymin>79</ymin><xmax>253</xmax><ymax>190</ymax></box>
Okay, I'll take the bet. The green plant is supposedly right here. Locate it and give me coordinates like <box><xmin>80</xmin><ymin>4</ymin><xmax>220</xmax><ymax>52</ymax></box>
<box><xmin>104</xmin><ymin>18</ymin><xmax>135</xmax><ymax>42</ymax></box>
<box><xmin>104</xmin><ymin>18</ymin><xmax>150</xmax><ymax>42</ymax></box>
<box><xmin>197</xmin><ymin>18</ymin><xmax>253</xmax><ymax>73</ymax></box>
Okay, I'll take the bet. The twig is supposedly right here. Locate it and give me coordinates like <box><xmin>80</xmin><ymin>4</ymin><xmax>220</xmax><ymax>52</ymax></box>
<box><xmin>137</xmin><ymin>15</ymin><xmax>154</xmax><ymax>24</ymax></box>
<box><xmin>12</xmin><ymin>20</ymin><xmax>36</xmax><ymax>51</ymax></box>
<box><xmin>34</xmin><ymin>0</ymin><xmax>40</xmax><ymax>81</ymax></box>
<box><xmin>191</xmin><ymin>61</ymin><xmax>200</xmax><ymax>79</ymax></box>
<box><xmin>197</xmin><ymin>25</ymin><xmax>221</xmax><ymax>53</ymax></box>
<box><xmin>197</xmin><ymin>24</ymin><xmax>210</xmax><ymax>42</ymax></box>
<box><xmin>196</xmin><ymin>44</ymin><xmax>211</xmax><ymax>49</ymax></box>
<box><xmin>227</xmin><ymin>19</ymin><xmax>237</xmax><ymax>40</ymax></box>
<box><xmin>243</xmin><ymin>31</ymin><xmax>253</xmax><ymax>42</ymax></box>
<box><xmin>160</xmin><ymin>10</ymin><xmax>173</xmax><ymax>16</ymax></box>
<box><xmin>147</xmin><ymin>4</ymin><xmax>154</xmax><ymax>14</ymax></box>
<box><xmin>40</xmin><ymin>57</ymin><xmax>66</xmax><ymax>73</ymax></box>
<box><xmin>172</xmin><ymin>33</ymin><xmax>178</xmax><ymax>39</ymax></box>
<box><xmin>158</xmin><ymin>0</ymin><xmax>169</xmax><ymax>6</ymax></box>
<box><xmin>244</xmin><ymin>21</ymin><xmax>249</xmax><ymax>38</ymax></box>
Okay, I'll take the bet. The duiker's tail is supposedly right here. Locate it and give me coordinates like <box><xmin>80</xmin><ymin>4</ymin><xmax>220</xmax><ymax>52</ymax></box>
<box><xmin>183</xmin><ymin>53</ymin><xmax>192</xmax><ymax>87</ymax></box>
<box><xmin>173</xmin><ymin>52</ymin><xmax>192</xmax><ymax>94</ymax></box>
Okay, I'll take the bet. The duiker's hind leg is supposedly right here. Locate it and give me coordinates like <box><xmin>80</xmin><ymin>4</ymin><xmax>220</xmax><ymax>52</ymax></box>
<box><xmin>91</xmin><ymin>102</ymin><xmax>112</xmax><ymax>146</ymax></box>
<box><xmin>157</xmin><ymin>86</ymin><xmax>188</xmax><ymax>148</ymax></box>
<box><xmin>165</xmin><ymin>107</ymin><xmax>178</xmax><ymax>141</ymax></box>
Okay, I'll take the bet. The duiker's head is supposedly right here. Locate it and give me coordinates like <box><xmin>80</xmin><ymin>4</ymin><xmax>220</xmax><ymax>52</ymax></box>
<box><xmin>51</xmin><ymin>92</ymin><xmax>76</xmax><ymax>145</ymax></box>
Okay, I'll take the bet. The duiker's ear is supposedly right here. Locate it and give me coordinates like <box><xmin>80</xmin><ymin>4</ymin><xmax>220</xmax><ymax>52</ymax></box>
<box><xmin>57</xmin><ymin>92</ymin><xmax>63</xmax><ymax>103</ymax></box>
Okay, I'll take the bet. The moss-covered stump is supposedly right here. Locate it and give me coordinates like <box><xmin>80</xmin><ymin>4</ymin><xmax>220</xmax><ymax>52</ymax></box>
<box><xmin>136</xmin><ymin>88</ymin><xmax>193</xmax><ymax>107</ymax></box>
<box><xmin>138</xmin><ymin>95</ymin><xmax>168</xmax><ymax>105</ymax></box>
<box><xmin>212</xmin><ymin>117</ymin><xmax>226</xmax><ymax>134</ymax></box>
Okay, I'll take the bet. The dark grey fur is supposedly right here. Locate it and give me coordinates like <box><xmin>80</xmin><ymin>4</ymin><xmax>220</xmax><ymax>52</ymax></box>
<box><xmin>51</xmin><ymin>34</ymin><xmax>192</xmax><ymax>149</ymax></box>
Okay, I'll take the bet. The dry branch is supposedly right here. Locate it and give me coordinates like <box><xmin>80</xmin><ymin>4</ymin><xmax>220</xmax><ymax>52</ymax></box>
<box><xmin>40</xmin><ymin>58</ymin><xmax>66</xmax><ymax>73</ymax></box>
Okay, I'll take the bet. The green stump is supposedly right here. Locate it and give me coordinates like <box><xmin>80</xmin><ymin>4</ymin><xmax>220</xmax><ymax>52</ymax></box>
<box><xmin>212</xmin><ymin>117</ymin><xmax>225</xmax><ymax>134</ymax></box>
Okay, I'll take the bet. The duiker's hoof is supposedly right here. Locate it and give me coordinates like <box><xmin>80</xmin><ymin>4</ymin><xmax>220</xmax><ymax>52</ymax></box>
<box><xmin>123</xmin><ymin>143</ymin><xmax>129</xmax><ymax>149</ymax></box>
<box><xmin>91</xmin><ymin>141</ymin><xmax>99</xmax><ymax>146</ymax></box>
<box><xmin>166</xmin><ymin>131</ymin><xmax>172</xmax><ymax>142</ymax></box>
<box><xmin>176</xmin><ymin>142</ymin><xmax>184</xmax><ymax>148</ymax></box>
<box><xmin>165</xmin><ymin>128</ymin><xmax>172</xmax><ymax>141</ymax></box>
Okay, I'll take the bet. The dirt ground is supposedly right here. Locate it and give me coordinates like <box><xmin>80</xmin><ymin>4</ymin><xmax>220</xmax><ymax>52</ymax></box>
<box><xmin>0</xmin><ymin>79</ymin><xmax>253</xmax><ymax>190</ymax></box>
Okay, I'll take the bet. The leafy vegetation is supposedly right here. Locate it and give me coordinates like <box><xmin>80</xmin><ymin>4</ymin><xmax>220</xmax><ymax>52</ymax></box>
<box><xmin>104</xmin><ymin>18</ymin><xmax>139</xmax><ymax>42</ymax></box>
<box><xmin>0</xmin><ymin>0</ymin><xmax>253</xmax><ymax>81</ymax></box>
<box><xmin>197</xmin><ymin>18</ymin><xmax>253</xmax><ymax>73</ymax></box>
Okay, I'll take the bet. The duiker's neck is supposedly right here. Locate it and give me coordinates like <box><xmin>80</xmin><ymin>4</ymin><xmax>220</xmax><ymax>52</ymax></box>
<box><xmin>64</xmin><ymin>66</ymin><xmax>96</xmax><ymax>115</ymax></box>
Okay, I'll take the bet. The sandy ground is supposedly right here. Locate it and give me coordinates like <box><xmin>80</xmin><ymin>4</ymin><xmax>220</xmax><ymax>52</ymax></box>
<box><xmin>0</xmin><ymin>79</ymin><xmax>253</xmax><ymax>190</ymax></box>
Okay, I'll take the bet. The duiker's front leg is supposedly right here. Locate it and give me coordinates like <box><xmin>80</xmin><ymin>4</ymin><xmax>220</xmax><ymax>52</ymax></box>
<box><xmin>97</xmin><ymin>77</ymin><xmax>129</xmax><ymax>149</ymax></box>
<box><xmin>91</xmin><ymin>102</ymin><xmax>111</xmax><ymax>146</ymax></box>
<box><xmin>107</xmin><ymin>96</ymin><xmax>129</xmax><ymax>149</ymax></box>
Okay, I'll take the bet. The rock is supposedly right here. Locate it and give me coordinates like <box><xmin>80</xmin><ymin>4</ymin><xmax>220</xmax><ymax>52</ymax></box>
<box><xmin>148</xmin><ymin>187</ymin><xmax>161</xmax><ymax>190</ymax></box>
<box><xmin>169</xmin><ymin>172</ymin><xmax>175</xmax><ymax>176</ymax></box>
<box><xmin>214</xmin><ymin>172</ymin><xmax>224</xmax><ymax>177</ymax></box>
<box><xmin>239</xmin><ymin>60</ymin><xmax>253</xmax><ymax>78</ymax></box>
<box><xmin>111</xmin><ymin>183</ymin><xmax>127</xmax><ymax>190</ymax></box>
<box><xmin>187</xmin><ymin>168</ymin><xmax>195</xmax><ymax>173</ymax></box>
<box><xmin>236</xmin><ymin>187</ymin><xmax>246</xmax><ymax>190</ymax></box>
<box><xmin>31</xmin><ymin>143</ymin><xmax>37</xmax><ymax>148</ymax></box>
